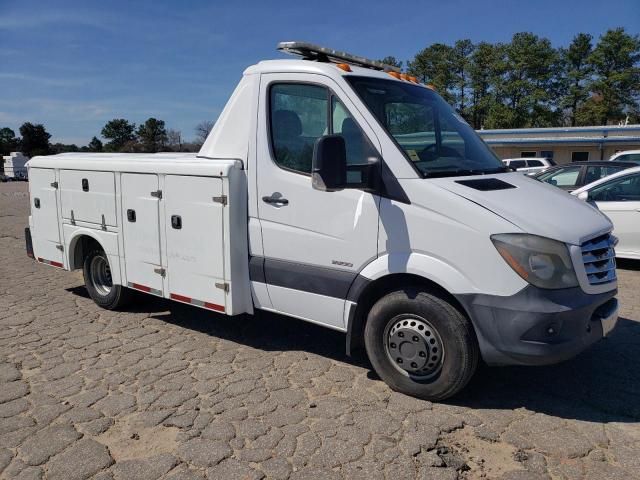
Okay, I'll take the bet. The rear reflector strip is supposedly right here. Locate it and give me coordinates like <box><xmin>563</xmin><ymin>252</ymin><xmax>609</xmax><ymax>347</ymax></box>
<box><xmin>170</xmin><ymin>293</ymin><xmax>225</xmax><ymax>313</ymax></box>
<box><xmin>127</xmin><ymin>282</ymin><xmax>162</xmax><ymax>296</ymax></box>
<box><xmin>37</xmin><ymin>257</ymin><xmax>63</xmax><ymax>268</ymax></box>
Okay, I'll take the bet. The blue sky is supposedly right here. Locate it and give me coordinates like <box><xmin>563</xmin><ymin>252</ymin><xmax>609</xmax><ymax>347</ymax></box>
<box><xmin>1</xmin><ymin>0</ymin><xmax>638</xmax><ymax>145</ymax></box>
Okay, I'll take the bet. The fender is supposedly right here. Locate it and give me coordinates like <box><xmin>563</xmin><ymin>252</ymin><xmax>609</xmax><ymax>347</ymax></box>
<box><xmin>357</xmin><ymin>252</ymin><xmax>479</xmax><ymax>294</ymax></box>
<box><xmin>342</xmin><ymin>252</ymin><xmax>525</xmax><ymax>356</ymax></box>
<box><xmin>64</xmin><ymin>226</ymin><xmax>121</xmax><ymax>285</ymax></box>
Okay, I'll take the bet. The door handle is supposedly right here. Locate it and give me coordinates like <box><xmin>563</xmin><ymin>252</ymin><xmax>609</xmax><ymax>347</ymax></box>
<box><xmin>262</xmin><ymin>194</ymin><xmax>289</xmax><ymax>206</ymax></box>
<box><xmin>126</xmin><ymin>209</ymin><xmax>136</xmax><ymax>222</ymax></box>
<box><xmin>171</xmin><ymin>215</ymin><xmax>182</xmax><ymax>229</ymax></box>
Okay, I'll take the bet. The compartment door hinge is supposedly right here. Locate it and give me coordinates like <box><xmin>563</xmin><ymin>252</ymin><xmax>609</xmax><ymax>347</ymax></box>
<box><xmin>153</xmin><ymin>267</ymin><xmax>166</xmax><ymax>277</ymax></box>
<box><xmin>215</xmin><ymin>282</ymin><xmax>229</xmax><ymax>293</ymax></box>
<box><xmin>212</xmin><ymin>195</ymin><xmax>227</xmax><ymax>206</ymax></box>
<box><xmin>56</xmin><ymin>244</ymin><xmax>64</xmax><ymax>251</ymax></box>
<box><xmin>151</xmin><ymin>190</ymin><xmax>162</xmax><ymax>199</ymax></box>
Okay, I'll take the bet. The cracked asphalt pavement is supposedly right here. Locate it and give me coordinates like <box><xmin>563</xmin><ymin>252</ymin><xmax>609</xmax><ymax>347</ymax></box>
<box><xmin>1</xmin><ymin>181</ymin><xmax>640</xmax><ymax>480</ymax></box>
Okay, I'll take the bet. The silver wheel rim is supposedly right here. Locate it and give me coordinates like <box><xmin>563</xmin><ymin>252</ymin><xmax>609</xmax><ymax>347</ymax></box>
<box><xmin>384</xmin><ymin>314</ymin><xmax>445</xmax><ymax>380</ymax></box>
<box><xmin>90</xmin><ymin>255</ymin><xmax>112</xmax><ymax>296</ymax></box>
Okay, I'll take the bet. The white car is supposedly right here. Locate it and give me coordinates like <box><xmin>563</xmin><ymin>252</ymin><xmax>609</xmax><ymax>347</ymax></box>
<box><xmin>573</xmin><ymin>166</ymin><xmax>640</xmax><ymax>260</ymax></box>
<box><xmin>502</xmin><ymin>158</ymin><xmax>555</xmax><ymax>174</ymax></box>
<box><xmin>609</xmin><ymin>150</ymin><xmax>640</xmax><ymax>165</ymax></box>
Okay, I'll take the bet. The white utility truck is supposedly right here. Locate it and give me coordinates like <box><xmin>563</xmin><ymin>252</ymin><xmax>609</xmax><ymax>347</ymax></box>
<box><xmin>25</xmin><ymin>42</ymin><xmax>619</xmax><ymax>400</ymax></box>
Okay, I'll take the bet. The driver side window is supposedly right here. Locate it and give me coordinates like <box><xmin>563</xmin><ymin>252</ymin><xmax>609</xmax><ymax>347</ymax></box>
<box><xmin>589</xmin><ymin>173</ymin><xmax>640</xmax><ymax>202</ymax></box>
<box><xmin>269</xmin><ymin>82</ymin><xmax>377</xmax><ymax>182</ymax></box>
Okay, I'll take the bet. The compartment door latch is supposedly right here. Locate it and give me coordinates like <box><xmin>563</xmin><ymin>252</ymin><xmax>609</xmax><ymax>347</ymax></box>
<box><xmin>212</xmin><ymin>195</ymin><xmax>227</xmax><ymax>206</ymax></box>
<box><xmin>150</xmin><ymin>190</ymin><xmax>162</xmax><ymax>199</ymax></box>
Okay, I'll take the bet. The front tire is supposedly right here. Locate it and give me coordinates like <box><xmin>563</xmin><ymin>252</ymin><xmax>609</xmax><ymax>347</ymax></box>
<box><xmin>83</xmin><ymin>248</ymin><xmax>131</xmax><ymax>310</ymax></box>
<box><xmin>364</xmin><ymin>287</ymin><xmax>478</xmax><ymax>401</ymax></box>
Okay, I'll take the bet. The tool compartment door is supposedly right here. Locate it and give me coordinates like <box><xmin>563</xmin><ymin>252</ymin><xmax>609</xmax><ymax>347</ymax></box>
<box><xmin>121</xmin><ymin>173</ymin><xmax>163</xmax><ymax>295</ymax></box>
<box><xmin>29</xmin><ymin>168</ymin><xmax>63</xmax><ymax>266</ymax></box>
<box><xmin>164</xmin><ymin>175</ymin><xmax>226</xmax><ymax>313</ymax></box>
<box><xmin>60</xmin><ymin>170</ymin><xmax>117</xmax><ymax>226</ymax></box>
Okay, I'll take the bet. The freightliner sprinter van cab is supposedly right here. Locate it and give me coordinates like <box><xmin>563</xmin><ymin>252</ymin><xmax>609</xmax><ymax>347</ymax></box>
<box><xmin>26</xmin><ymin>42</ymin><xmax>619</xmax><ymax>400</ymax></box>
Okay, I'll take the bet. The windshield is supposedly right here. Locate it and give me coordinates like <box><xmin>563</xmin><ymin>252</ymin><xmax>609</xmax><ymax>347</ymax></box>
<box><xmin>346</xmin><ymin>76</ymin><xmax>506</xmax><ymax>178</ymax></box>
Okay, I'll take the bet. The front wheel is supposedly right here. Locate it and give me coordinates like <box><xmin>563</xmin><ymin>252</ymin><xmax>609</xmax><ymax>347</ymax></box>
<box><xmin>83</xmin><ymin>248</ymin><xmax>131</xmax><ymax>310</ymax></box>
<box><xmin>364</xmin><ymin>287</ymin><xmax>478</xmax><ymax>401</ymax></box>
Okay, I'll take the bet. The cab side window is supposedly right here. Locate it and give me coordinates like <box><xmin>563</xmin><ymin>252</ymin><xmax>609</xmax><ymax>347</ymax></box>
<box><xmin>589</xmin><ymin>173</ymin><xmax>640</xmax><ymax>202</ymax></box>
<box><xmin>270</xmin><ymin>83</ymin><xmax>376</xmax><ymax>177</ymax></box>
<box><xmin>270</xmin><ymin>84</ymin><xmax>328</xmax><ymax>174</ymax></box>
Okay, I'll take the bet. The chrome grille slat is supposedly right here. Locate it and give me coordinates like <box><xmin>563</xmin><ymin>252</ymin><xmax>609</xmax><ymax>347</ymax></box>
<box><xmin>581</xmin><ymin>234</ymin><xmax>617</xmax><ymax>286</ymax></box>
<box><xmin>584</xmin><ymin>259</ymin><xmax>616</xmax><ymax>275</ymax></box>
<box><xmin>582</xmin><ymin>250</ymin><xmax>615</xmax><ymax>262</ymax></box>
<box><xmin>581</xmin><ymin>238</ymin><xmax>611</xmax><ymax>252</ymax></box>
<box><xmin>587</xmin><ymin>270</ymin><xmax>617</xmax><ymax>284</ymax></box>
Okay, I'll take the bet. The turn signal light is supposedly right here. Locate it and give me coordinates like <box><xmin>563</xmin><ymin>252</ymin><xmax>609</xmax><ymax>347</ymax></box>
<box><xmin>387</xmin><ymin>71</ymin><xmax>401</xmax><ymax>79</ymax></box>
<box><xmin>336</xmin><ymin>63</ymin><xmax>352</xmax><ymax>72</ymax></box>
<box><xmin>408</xmin><ymin>76</ymin><xmax>418</xmax><ymax>83</ymax></box>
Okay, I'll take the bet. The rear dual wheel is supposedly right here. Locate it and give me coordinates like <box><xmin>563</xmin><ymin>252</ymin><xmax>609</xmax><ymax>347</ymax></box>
<box><xmin>83</xmin><ymin>248</ymin><xmax>131</xmax><ymax>310</ymax></box>
<box><xmin>364</xmin><ymin>287</ymin><xmax>478</xmax><ymax>401</ymax></box>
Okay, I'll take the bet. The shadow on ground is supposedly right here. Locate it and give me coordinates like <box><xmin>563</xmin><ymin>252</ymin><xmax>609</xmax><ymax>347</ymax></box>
<box><xmin>67</xmin><ymin>274</ymin><xmax>640</xmax><ymax>424</ymax></box>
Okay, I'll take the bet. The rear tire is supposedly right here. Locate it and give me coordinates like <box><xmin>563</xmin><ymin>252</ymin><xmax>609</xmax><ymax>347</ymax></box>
<box><xmin>83</xmin><ymin>248</ymin><xmax>131</xmax><ymax>310</ymax></box>
<box><xmin>364</xmin><ymin>287</ymin><xmax>478</xmax><ymax>401</ymax></box>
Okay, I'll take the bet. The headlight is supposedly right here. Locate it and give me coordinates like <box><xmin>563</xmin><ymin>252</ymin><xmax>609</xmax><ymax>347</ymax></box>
<box><xmin>491</xmin><ymin>234</ymin><xmax>578</xmax><ymax>289</ymax></box>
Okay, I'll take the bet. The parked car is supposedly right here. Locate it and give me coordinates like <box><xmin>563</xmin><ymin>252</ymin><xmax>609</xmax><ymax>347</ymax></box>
<box><xmin>0</xmin><ymin>174</ymin><xmax>7</xmax><ymax>182</ymax></box>
<box><xmin>25</xmin><ymin>41</ymin><xmax>619</xmax><ymax>401</ymax></box>
<box><xmin>532</xmin><ymin>161</ymin><xmax>634</xmax><ymax>193</ymax></box>
<box><xmin>573</xmin><ymin>166</ymin><xmax>640</xmax><ymax>260</ymax></box>
<box><xmin>502</xmin><ymin>157</ymin><xmax>556</xmax><ymax>174</ymax></box>
<box><xmin>609</xmin><ymin>150</ymin><xmax>640</xmax><ymax>165</ymax></box>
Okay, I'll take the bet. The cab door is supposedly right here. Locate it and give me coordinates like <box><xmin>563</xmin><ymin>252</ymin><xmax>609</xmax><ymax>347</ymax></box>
<box><xmin>255</xmin><ymin>73</ymin><xmax>381</xmax><ymax>329</ymax></box>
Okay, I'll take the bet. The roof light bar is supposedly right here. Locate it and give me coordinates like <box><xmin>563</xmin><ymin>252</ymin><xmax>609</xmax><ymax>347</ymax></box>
<box><xmin>277</xmin><ymin>41</ymin><xmax>401</xmax><ymax>73</ymax></box>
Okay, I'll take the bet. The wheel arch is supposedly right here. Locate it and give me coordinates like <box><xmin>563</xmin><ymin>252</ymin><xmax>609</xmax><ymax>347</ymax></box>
<box><xmin>66</xmin><ymin>229</ymin><xmax>122</xmax><ymax>286</ymax></box>
<box><xmin>68</xmin><ymin>232</ymin><xmax>104</xmax><ymax>270</ymax></box>
<box><xmin>345</xmin><ymin>273</ymin><xmax>472</xmax><ymax>357</ymax></box>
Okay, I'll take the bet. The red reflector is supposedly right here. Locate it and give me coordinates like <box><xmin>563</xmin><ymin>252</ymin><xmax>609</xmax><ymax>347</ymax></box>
<box><xmin>50</xmin><ymin>261</ymin><xmax>63</xmax><ymax>268</ymax></box>
<box><xmin>204</xmin><ymin>302</ymin><xmax>225</xmax><ymax>312</ymax></box>
<box><xmin>170</xmin><ymin>293</ymin><xmax>191</xmax><ymax>303</ymax></box>
<box><xmin>132</xmin><ymin>283</ymin><xmax>151</xmax><ymax>293</ymax></box>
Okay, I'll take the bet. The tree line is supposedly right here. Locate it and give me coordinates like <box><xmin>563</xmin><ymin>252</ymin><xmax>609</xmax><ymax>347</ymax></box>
<box><xmin>0</xmin><ymin>119</ymin><xmax>215</xmax><ymax>158</ymax></box>
<box><xmin>381</xmin><ymin>27</ymin><xmax>640</xmax><ymax>129</ymax></box>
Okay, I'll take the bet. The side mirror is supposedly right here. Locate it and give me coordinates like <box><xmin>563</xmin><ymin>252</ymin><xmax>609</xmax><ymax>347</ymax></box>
<box><xmin>312</xmin><ymin>135</ymin><xmax>347</xmax><ymax>191</ymax></box>
<box><xmin>577</xmin><ymin>191</ymin><xmax>589</xmax><ymax>201</ymax></box>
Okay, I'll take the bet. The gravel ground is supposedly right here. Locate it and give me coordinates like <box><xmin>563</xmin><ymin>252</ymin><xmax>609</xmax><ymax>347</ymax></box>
<box><xmin>1</xmin><ymin>181</ymin><xmax>639</xmax><ymax>480</ymax></box>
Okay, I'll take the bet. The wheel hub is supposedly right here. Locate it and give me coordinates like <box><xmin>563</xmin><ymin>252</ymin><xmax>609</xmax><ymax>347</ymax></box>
<box><xmin>386</xmin><ymin>316</ymin><xmax>444</xmax><ymax>378</ymax></box>
<box><xmin>90</xmin><ymin>255</ymin><xmax>113</xmax><ymax>296</ymax></box>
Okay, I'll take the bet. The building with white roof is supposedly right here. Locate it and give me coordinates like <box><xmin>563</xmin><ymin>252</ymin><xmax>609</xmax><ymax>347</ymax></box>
<box><xmin>477</xmin><ymin>125</ymin><xmax>640</xmax><ymax>164</ymax></box>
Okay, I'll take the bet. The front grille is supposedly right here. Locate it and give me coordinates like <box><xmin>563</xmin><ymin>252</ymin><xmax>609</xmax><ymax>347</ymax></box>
<box><xmin>581</xmin><ymin>234</ymin><xmax>617</xmax><ymax>285</ymax></box>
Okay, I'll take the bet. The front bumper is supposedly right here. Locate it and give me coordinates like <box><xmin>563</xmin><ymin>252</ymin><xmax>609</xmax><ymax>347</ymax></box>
<box><xmin>457</xmin><ymin>285</ymin><xmax>618</xmax><ymax>366</ymax></box>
